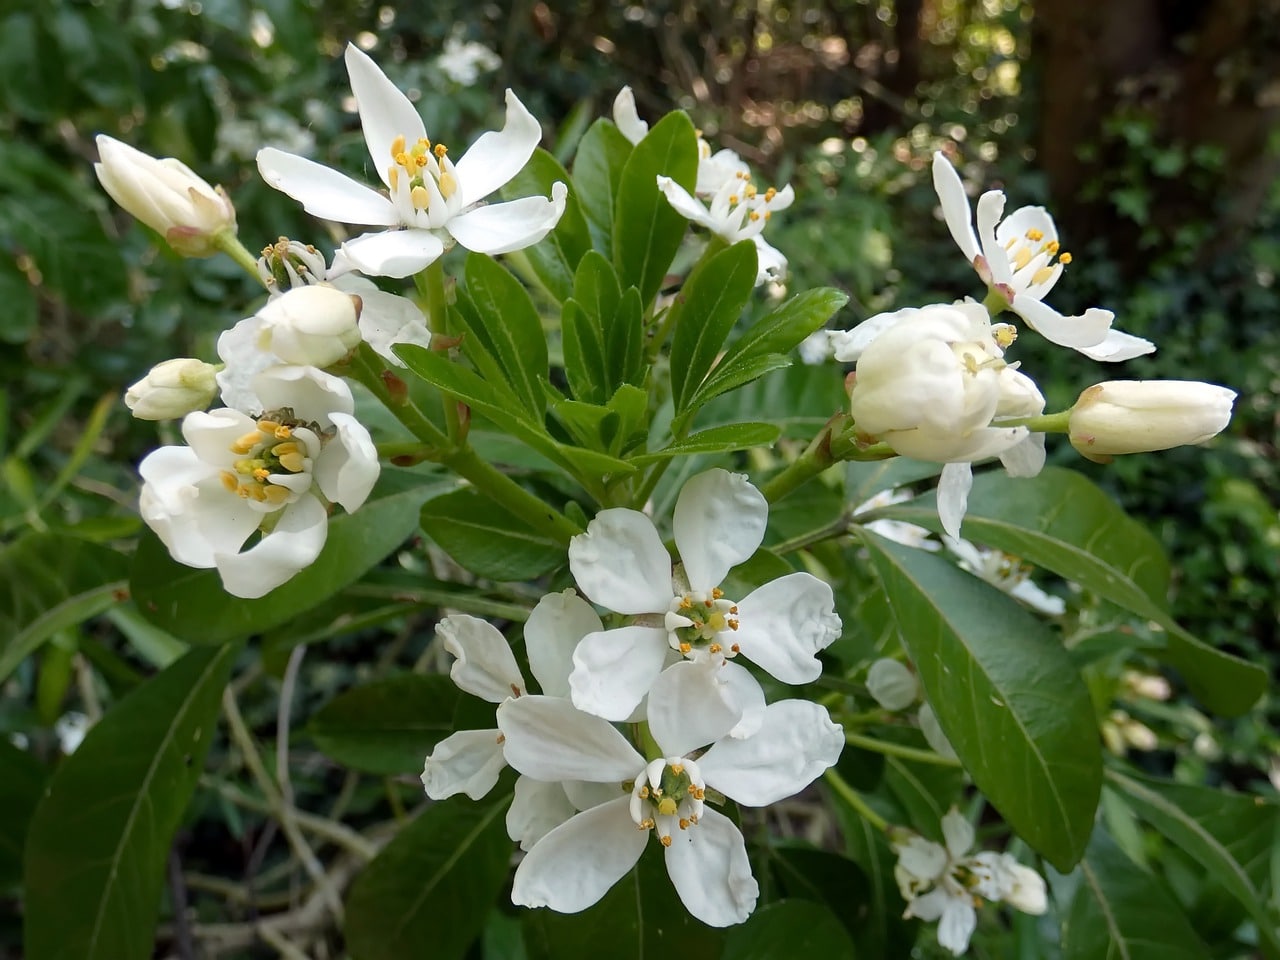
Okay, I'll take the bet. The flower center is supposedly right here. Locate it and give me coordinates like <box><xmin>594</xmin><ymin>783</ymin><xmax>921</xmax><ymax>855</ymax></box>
<box><xmin>258</xmin><ymin>237</ymin><xmax>326</xmax><ymax>293</ymax></box>
<box><xmin>664</xmin><ymin>588</ymin><xmax>741</xmax><ymax>661</ymax></box>
<box><xmin>629</xmin><ymin>758</ymin><xmax>706</xmax><ymax>847</ymax></box>
<box><xmin>220</xmin><ymin>408</ymin><xmax>324</xmax><ymax>506</ymax></box>
<box><xmin>709</xmin><ymin>171</ymin><xmax>784</xmax><ymax>236</ymax></box>
<box><xmin>387</xmin><ymin>134</ymin><xmax>457</xmax><ymax>214</ymax></box>
<box><xmin>1004</xmin><ymin>228</ymin><xmax>1073</xmax><ymax>287</ymax></box>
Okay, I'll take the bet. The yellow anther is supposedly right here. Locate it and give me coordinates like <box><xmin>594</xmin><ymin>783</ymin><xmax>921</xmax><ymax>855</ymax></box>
<box><xmin>728</xmin><ymin>620</ymin><xmax>739</xmax><ymax>631</ymax></box>
<box><xmin>657</xmin><ymin>797</ymin><xmax>678</xmax><ymax>816</ymax></box>
<box><xmin>220</xmin><ymin>471</ymin><xmax>239</xmax><ymax>492</ymax></box>
<box><xmin>438</xmin><ymin>171</ymin><xmax>458</xmax><ymax>199</ymax></box>
<box><xmin>1045</xmin><ymin>240</ymin><xmax>1060</xmax><ymax>254</ymax></box>
<box><xmin>1012</xmin><ymin>248</ymin><xmax>1033</xmax><ymax>270</ymax></box>
<box><xmin>994</xmin><ymin>325</ymin><xmax>1018</xmax><ymax>348</ymax></box>
<box><xmin>1030</xmin><ymin>265</ymin><xmax>1055</xmax><ymax>286</ymax></box>
<box><xmin>679</xmin><ymin>642</ymin><xmax>692</xmax><ymax>654</ymax></box>
<box><xmin>638</xmin><ymin>785</ymin><xmax>650</xmax><ymax>799</ymax></box>
<box><xmin>388</xmin><ymin>166</ymin><xmax>400</xmax><ymax>193</ymax></box>
<box><xmin>390</xmin><ymin>134</ymin><xmax>406</xmax><ymax>159</ymax></box>
<box><xmin>748</xmin><ymin>211</ymin><xmax>761</xmax><ymax>222</ymax></box>
<box><xmin>679</xmin><ymin>818</ymin><xmax>691</xmax><ymax>829</ymax></box>
<box><xmin>660</xmin><ymin>835</ymin><xmax>673</xmax><ymax>847</ymax></box>
<box><xmin>728</xmin><ymin>194</ymin><xmax>739</xmax><ymax>205</ymax></box>
<box><xmin>764</xmin><ymin>211</ymin><xmax>772</xmax><ymax>220</ymax></box>
<box><xmin>704</xmin><ymin>598</ymin><xmax>713</xmax><ymax>608</ymax></box>
<box><xmin>679</xmin><ymin>597</ymin><xmax>692</xmax><ymax>609</ymax></box>
<box><xmin>1059</xmin><ymin>252</ymin><xmax>1073</xmax><ymax>265</ymax></box>
<box><xmin>639</xmin><ymin>817</ymin><xmax>655</xmax><ymax>830</ymax></box>
<box><xmin>670</xmin><ymin>763</ymin><xmax>684</xmax><ymax>775</ymax></box>
<box><xmin>395</xmin><ymin>151</ymin><xmax>413</xmax><ymax>172</ymax></box>
<box><xmin>745</xmin><ymin>184</ymin><xmax>758</xmax><ymax>199</ymax></box>
<box><xmin>689</xmin><ymin>813</ymin><xmax>699</xmax><ymax>824</ymax></box>
<box><xmin>1025</xmin><ymin>228</ymin><xmax>1043</xmax><ymax>242</ymax></box>
<box><xmin>273</xmin><ymin>442</ymin><xmax>299</xmax><ymax>457</ymax></box>
<box><xmin>277</xmin><ymin>451</ymin><xmax>306</xmax><ymax>473</ymax></box>
<box><xmin>274</xmin><ymin>425</ymin><xmax>292</xmax><ymax>440</ymax></box>
<box><xmin>729</xmin><ymin>605</ymin><xmax>738</xmax><ymax>614</ymax></box>
<box><xmin>690</xmin><ymin>786</ymin><xmax>705</xmax><ymax>800</ymax></box>
<box><xmin>510</xmin><ymin>683</ymin><xmax>522</xmax><ymax>698</ymax></box>
<box><xmin>232</xmin><ymin>431</ymin><xmax>262</xmax><ymax>454</ymax></box>
<box><xmin>711</xmin><ymin>588</ymin><xmax>723</xmax><ymax>599</ymax></box>
<box><xmin>709</xmin><ymin>643</ymin><xmax>722</xmax><ymax>654</ymax></box>
<box><xmin>258</xmin><ymin>420</ymin><xmax>281</xmax><ymax>435</ymax></box>
<box><xmin>263</xmin><ymin>485</ymin><xmax>292</xmax><ymax>505</ymax></box>
<box><xmin>496</xmin><ymin>732</ymin><xmax>506</xmax><ymax>744</ymax></box>
<box><xmin>764</xmin><ymin>186</ymin><xmax>777</xmax><ymax>201</ymax></box>
<box><xmin>417</xmin><ymin>137</ymin><xmax>432</xmax><ymax>152</ymax></box>
<box><xmin>411</xmin><ymin>185</ymin><xmax>431</xmax><ymax>210</ymax></box>
<box><xmin>730</xmin><ymin>643</ymin><xmax>740</xmax><ymax>654</ymax></box>
<box><xmin>434</xmin><ymin>143</ymin><xmax>448</xmax><ymax>158</ymax></box>
<box><xmin>736</xmin><ymin>171</ymin><xmax>748</xmax><ymax>179</ymax></box>
<box><xmin>252</xmin><ymin>468</ymin><xmax>270</xmax><ymax>482</ymax></box>
<box><xmin>233</xmin><ymin>484</ymin><xmax>252</xmax><ymax>499</ymax></box>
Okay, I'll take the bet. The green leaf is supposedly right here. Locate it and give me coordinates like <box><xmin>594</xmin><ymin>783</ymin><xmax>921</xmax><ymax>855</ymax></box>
<box><xmin>561</xmin><ymin>300</ymin><xmax>609</xmax><ymax>404</ymax></box>
<box><xmin>1063</xmin><ymin>827</ymin><xmax>1211</xmax><ymax>960</ymax></box>
<box><xmin>309</xmin><ymin>674</ymin><xmax>460</xmax><ymax>775</ymax></box>
<box><xmin>721</xmin><ymin>287</ymin><xmax>849</xmax><ymax>366</ymax></box>
<box><xmin>463</xmin><ymin>253</ymin><xmax>549</xmax><ymax>416</ymax></box>
<box><xmin>501</xmin><ymin>147</ymin><xmax>591</xmax><ymax>303</ymax></box>
<box><xmin>612</xmin><ymin>111</ymin><xmax>699</xmax><ymax>305</ymax></box>
<box><xmin>573</xmin><ymin>118</ymin><xmax>633</xmax><ymax>259</ymax></box>
<box><xmin>0</xmin><ymin>533</ymin><xmax>129</xmax><ymax>683</ymax></box>
<box><xmin>721</xmin><ymin>900</ymin><xmax>856</xmax><ymax>960</ymax></box>
<box><xmin>132</xmin><ymin>471</ymin><xmax>438</xmax><ymax>644</ymax></box>
<box><xmin>1107</xmin><ymin>770</ymin><xmax>1280</xmax><ymax>954</ymax></box>
<box><xmin>880</xmin><ymin>467</ymin><xmax>1265</xmax><ymax>716</ymax></box>
<box><xmin>546</xmin><ymin>393</ymin><xmax>616</xmax><ymax>450</ymax></box>
<box><xmin>421</xmin><ymin>487</ymin><xmax>565</xmax><ymax>580</ymax></box>
<box><xmin>0</xmin><ymin>737</ymin><xmax>45</xmax><ymax>887</ymax></box>
<box><xmin>859</xmin><ymin>530</ymin><xmax>1101</xmax><ymax>871</ymax></box>
<box><xmin>344</xmin><ymin>793</ymin><xmax>513</xmax><ymax>960</ymax></box>
<box><xmin>608</xmin><ymin>286</ymin><xmax>646</xmax><ymax>389</ymax></box>
<box><xmin>669</xmin><ymin>240</ymin><xmax>760</xmax><ymax>415</ymax></box>
<box><xmin>524</xmin><ymin>841</ymin><xmax>724</xmax><ymax>959</ymax></box>
<box><xmin>766</xmin><ymin>846</ymin><xmax>869</xmax><ymax>943</ymax></box>
<box><xmin>24</xmin><ymin>644</ymin><xmax>237</xmax><ymax>960</ymax></box>
<box><xmin>629</xmin><ymin>422</ymin><xmax>782</xmax><ymax>466</ymax></box>
<box><xmin>687</xmin><ymin>354</ymin><xmax>794</xmax><ymax>414</ymax></box>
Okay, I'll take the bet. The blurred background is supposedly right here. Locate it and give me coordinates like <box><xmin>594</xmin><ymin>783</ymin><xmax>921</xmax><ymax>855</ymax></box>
<box><xmin>1</xmin><ymin>0</ymin><xmax>1276</xmax><ymax>917</ymax></box>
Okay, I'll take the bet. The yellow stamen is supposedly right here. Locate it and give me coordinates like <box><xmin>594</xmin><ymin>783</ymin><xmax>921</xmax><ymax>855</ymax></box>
<box><xmin>748</xmin><ymin>211</ymin><xmax>761</xmax><ymax>222</ymax></box>
<box><xmin>657</xmin><ymin>798</ymin><xmax>678</xmax><ymax>816</ymax></box>
<box><xmin>1045</xmin><ymin>240</ymin><xmax>1060</xmax><ymax>254</ymax></box>
<box><xmin>232</xmin><ymin>431</ymin><xmax>262</xmax><ymax>455</ymax></box>
<box><xmin>670</xmin><ymin>763</ymin><xmax>683</xmax><ymax>775</ymax></box>
<box><xmin>252</xmin><ymin>468</ymin><xmax>270</xmax><ymax>482</ymax></box>
<box><xmin>1059</xmin><ymin>252</ymin><xmax>1073</xmax><ymax>265</ymax></box>
<box><xmin>495</xmin><ymin>732</ymin><xmax>506</xmax><ymax>744</ymax></box>
<box><xmin>438</xmin><ymin>171</ymin><xmax>457</xmax><ymax>199</ymax></box>
<box><xmin>434</xmin><ymin>143</ymin><xmax>448</xmax><ymax>158</ymax></box>
<box><xmin>730</xmin><ymin>643</ymin><xmax>740</xmax><ymax>654</ymax></box>
<box><xmin>274</xmin><ymin>425</ymin><xmax>292</xmax><ymax>440</ymax></box>
<box><xmin>711</xmin><ymin>588</ymin><xmax>723</xmax><ymax>599</ymax></box>
<box><xmin>1025</xmin><ymin>228</ymin><xmax>1043</xmax><ymax>242</ymax></box>
<box><xmin>1011</xmin><ymin>248</ymin><xmax>1033</xmax><ymax>270</ymax></box>
<box><xmin>709</xmin><ymin>643</ymin><xmax>722</xmax><ymax>654</ymax></box>
<box><xmin>273</xmin><ymin>442</ymin><xmax>299</xmax><ymax>458</ymax></box>
<box><xmin>410</xmin><ymin>185</ymin><xmax>431</xmax><ymax>210</ymax></box>
<box><xmin>388</xmin><ymin>166</ymin><xmax>400</xmax><ymax>193</ymax></box>
<box><xmin>278</xmin><ymin>451</ymin><xmax>306</xmax><ymax>473</ymax></box>
<box><xmin>1030</xmin><ymin>265</ymin><xmax>1055</xmax><ymax>286</ymax></box>
<box><xmin>220</xmin><ymin>471</ymin><xmax>239</xmax><ymax>492</ymax></box>
<box><xmin>390</xmin><ymin>135</ymin><xmax>406</xmax><ymax>159</ymax></box>
<box><xmin>417</xmin><ymin>137</ymin><xmax>432</xmax><ymax>152</ymax></box>
<box><xmin>263</xmin><ymin>485</ymin><xmax>291</xmax><ymax>505</ymax></box>
<box><xmin>638</xmin><ymin>786</ymin><xmax>650</xmax><ymax>799</ymax></box>
<box><xmin>728</xmin><ymin>194</ymin><xmax>739</xmax><ymax>205</ymax></box>
<box><xmin>660</xmin><ymin>835</ymin><xmax>672</xmax><ymax>847</ymax></box>
<box><xmin>764</xmin><ymin>186</ymin><xmax>777</xmax><ymax>201</ymax></box>
<box><xmin>679</xmin><ymin>818</ymin><xmax>690</xmax><ymax>829</ymax></box>
<box><xmin>679</xmin><ymin>642</ymin><xmax>691</xmax><ymax>654</ymax></box>
<box><xmin>258</xmin><ymin>420</ymin><xmax>281</xmax><ymax>435</ymax></box>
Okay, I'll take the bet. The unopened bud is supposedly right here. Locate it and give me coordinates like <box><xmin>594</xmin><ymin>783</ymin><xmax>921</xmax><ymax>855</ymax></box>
<box><xmin>866</xmin><ymin>658</ymin><xmax>920</xmax><ymax>711</ymax></box>
<box><xmin>254</xmin><ymin>285</ymin><xmax>363</xmax><ymax>366</ymax></box>
<box><xmin>124</xmin><ymin>358</ymin><xmax>219</xmax><ymax>420</ymax></box>
<box><xmin>1069</xmin><ymin>380</ymin><xmax>1235</xmax><ymax>463</ymax></box>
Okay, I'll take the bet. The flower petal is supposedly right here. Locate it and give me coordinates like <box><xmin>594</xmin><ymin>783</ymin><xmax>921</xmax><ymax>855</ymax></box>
<box><xmin>612</xmin><ymin>86</ymin><xmax>649</xmax><ymax>145</ymax></box>
<box><xmin>334</xmin><ymin>229</ymin><xmax>446</xmax><ymax>279</ymax></box>
<box><xmin>936</xmin><ymin>461</ymin><xmax>974</xmax><ymax>540</ymax></box>
<box><xmin>697</xmin><ymin>699</ymin><xmax>843</xmax><ymax>806</ymax></box>
<box><xmin>664</xmin><ymin>807</ymin><xmax>758</xmax><ymax>927</ymax></box>
<box><xmin>673</xmin><ymin>469</ymin><xmax>768</xmax><ymax>593</ymax></box>
<box><xmin>256</xmin><ymin>148</ymin><xmax>398</xmax><ymax>226</ymax></box>
<box><xmin>733</xmin><ymin>573</ymin><xmax>840</xmax><ymax>684</ymax></box>
<box><xmin>931</xmin><ymin>153</ymin><xmax>981</xmax><ymax>264</ymax></box>
<box><xmin>895</xmin><ymin>835</ymin><xmax>949</xmax><ymax>886</ymax></box>
<box><xmin>497</xmin><ymin>695</ymin><xmax>643</xmax><ymax>782</ymax></box>
<box><xmin>437</xmin><ymin>614</ymin><xmax>526</xmax><ymax>702</ymax></box>
<box><xmin>999</xmin><ymin>431</ymin><xmax>1046</xmax><ymax>478</ymax></box>
<box><xmin>525</xmin><ymin>589</ymin><xmax>602</xmax><ymax>699</ymax></box>
<box><xmin>250</xmin><ymin>364</ymin><xmax>354</xmax><ymax>424</ymax></box>
<box><xmin>1013</xmin><ymin>298</ymin><xmax>1113</xmax><ymax>349</ymax></box>
<box><xmin>976</xmin><ymin>190</ymin><xmax>1013</xmax><ymax>286</ymax></box>
<box><xmin>330</xmin><ymin>276</ymin><xmax>432</xmax><ymax>365</ymax></box>
<box><xmin>314</xmin><ymin>412</ymin><xmax>379</xmax><ymax>512</ymax></box>
<box><xmin>1076</xmin><ymin>328</ymin><xmax>1157</xmax><ymax>362</ymax></box>
<box><xmin>214</xmin><ymin>494</ymin><xmax>327</xmax><ymax>598</ymax></box>
<box><xmin>720</xmin><ymin>661</ymin><xmax>766</xmax><ymax>739</ymax></box>
<box><xmin>447</xmin><ymin>183</ymin><xmax>568</xmax><ymax>255</ymax></box>
<box><xmin>344</xmin><ymin>43</ymin><xmax>428</xmax><ymax>190</ymax></box>
<box><xmin>941</xmin><ymin>807</ymin><xmax>975</xmax><ymax>858</ymax></box>
<box><xmin>507</xmin><ymin>776</ymin><xmax>577</xmax><ymax>851</ymax></box>
<box><xmin>139</xmin><ymin>448</ymin><xmax>258</xmax><ymax>568</ymax></box>
<box><xmin>511</xmin><ymin>797</ymin><xmax>647</xmax><ymax>914</ymax></box>
<box><xmin>657</xmin><ymin>175</ymin><xmax>715</xmax><ymax>230</ymax></box>
<box><xmin>215</xmin><ymin>318</ymin><xmax>278</xmax><ymax>413</ymax></box>
<box><xmin>935</xmin><ymin>894</ymin><xmax>978</xmax><ymax>955</ymax></box>
<box><xmin>420</xmin><ymin>728</ymin><xmax>506</xmax><ymax>800</ymax></box>
<box><xmin>647</xmin><ymin>661</ymin><xmax>742</xmax><ymax>757</ymax></box>
<box><xmin>569</xmin><ymin>626</ymin><xmax>669</xmax><ymax>722</ymax></box>
<box><xmin>568</xmin><ymin>509</ymin><xmax>672</xmax><ymax>614</ymax></box>
<box><xmin>454</xmin><ymin>89</ymin><xmax>544</xmax><ymax>207</ymax></box>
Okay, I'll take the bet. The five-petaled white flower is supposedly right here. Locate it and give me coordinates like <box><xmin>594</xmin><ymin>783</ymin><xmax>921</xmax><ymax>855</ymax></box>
<box><xmin>257</xmin><ymin>44</ymin><xmax>566</xmax><ymax>279</ymax></box>
<box><xmin>497</xmin><ymin>689</ymin><xmax>842</xmax><ymax>927</ymax></box>
<box><xmin>931</xmin><ymin>152</ymin><xmax>1154</xmax><ymax>362</ymax></box>
<box><xmin>943</xmin><ymin>536</ymin><xmax>1065</xmax><ymax>616</ymax></box>
<box><xmin>893</xmin><ymin>808</ymin><xmax>1047</xmax><ymax>955</ymax></box>
<box><xmin>138</xmin><ymin>365</ymin><xmax>378</xmax><ymax>598</ymax></box>
<box><xmin>566</xmin><ymin>468</ymin><xmax>841</xmax><ymax>729</ymax></box>
<box><xmin>657</xmin><ymin>173</ymin><xmax>793</xmax><ymax>284</ymax></box>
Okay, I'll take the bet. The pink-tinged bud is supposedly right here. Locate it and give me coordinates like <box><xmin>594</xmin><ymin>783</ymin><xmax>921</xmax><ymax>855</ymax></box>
<box><xmin>93</xmin><ymin>135</ymin><xmax>236</xmax><ymax>257</ymax></box>
<box><xmin>1069</xmin><ymin>380</ymin><xmax>1235</xmax><ymax>463</ymax></box>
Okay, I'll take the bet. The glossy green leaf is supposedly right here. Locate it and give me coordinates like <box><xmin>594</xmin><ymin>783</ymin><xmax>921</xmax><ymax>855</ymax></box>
<box><xmin>859</xmin><ymin>530</ymin><xmax>1101</xmax><ymax>871</ymax></box>
<box><xmin>24</xmin><ymin>643</ymin><xmax>237</xmax><ymax>960</ymax></box>
<box><xmin>309</xmin><ymin>674</ymin><xmax>460</xmax><ymax>775</ymax></box>
<box><xmin>501</xmin><ymin>147</ymin><xmax>592</xmax><ymax>303</ymax></box>
<box><xmin>345</xmin><ymin>793</ymin><xmax>512</xmax><ymax>960</ymax></box>
<box><xmin>686</xmin><ymin>354</ymin><xmax>794</xmax><ymax>415</ymax></box>
<box><xmin>669</xmin><ymin>240</ymin><xmax>759</xmax><ymax>415</ymax></box>
<box><xmin>1063</xmin><ymin>828</ymin><xmax>1211</xmax><ymax>960</ymax></box>
<box><xmin>561</xmin><ymin>300</ymin><xmax>609</xmax><ymax>403</ymax></box>
<box><xmin>629</xmin><ymin>422</ymin><xmax>782</xmax><ymax>466</ymax></box>
<box><xmin>132</xmin><ymin>471</ymin><xmax>438</xmax><ymax>644</ymax></box>
<box><xmin>612</xmin><ymin>111</ymin><xmax>699</xmax><ymax>305</ymax></box>
<box><xmin>718</xmin><ymin>287</ymin><xmax>848</xmax><ymax>367</ymax></box>
<box><xmin>721</xmin><ymin>900</ymin><xmax>856</xmax><ymax>960</ymax></box>
<box><xmin>880</xmin><ymin>467</ymin><xmax>1265</xmax><ymax>715</ymax></box>
<box><xmin>766</xmin><ymin>846</ymin><xmax>870</xmax><ymax>943</ymax></box>
<box><xmin>421</xmin><ymin>487</ymin><xmax>565</xmax><ymax>580</ymax></box>
<box><xmin>1107</xmin><ymin>770</ymin><xmax>1280</xmax><ymax>954</ymax></box>
<box><xmin>572</xmin><ymin>118</ymin><xmax>632</xmax><ymax>258</ymax></box>
<box><xmin>829</xmin><ymin>791</ymin><xmax>915</xmax><ymax>960</ymax></box>
<box><xmin>0</xmin><ymin>532</ymin><xmax>129</xmax><ymax>683</ymax></box>
<box><xmin>463</xmin><ymin>253</ymin><xmax>549</xmax><ymax>415</ymax></box>
<box><xmin>524</xmin><ymin>840</ymin><xmax>724</xmax><ymax>960</ymax></box>
<box><xmin>0</xmin><ymin>737</ymin><xmax>45</xmax><ymax>887</ymax></box>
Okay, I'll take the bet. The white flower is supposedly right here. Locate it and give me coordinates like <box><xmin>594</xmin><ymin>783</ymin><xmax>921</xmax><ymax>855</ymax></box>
<box><xmin>94</xmin><ymin>135</ymin><xmax>237</xmax><ymax>257</ymax></box>
<box><xmin>125</xmin><ymin>358</ymin><xmax>219</xmax><ymax>420</ymax></box>
<box><xmin>257</xmin><ymin>44</ymin><xmax>566</xmax><ymax>279</ymax></box>
<box><xmin>1068</xmin><ymin>379</ymin><xmax>1236</xmax><ymax>462</ymax></box>
<box><xmin>435</xmin><ymin>30</ymin><xmax>501</xmax><ymax>87</ymax></box>
<box><xmin>943</xmin><ymin>536</ymin><xmax>1064</xmax><ymax>616</ymax></box>
<box><xmin>497</xmin><ymin>691</ymin><xmax>842</xmax><ymax>926</ymax></box>
<box><xmin>138</xmin><ymin>366</ymin><xmax>378</xmax><ymax>598</ymax></box>
<box><xmin>54</xmin><ymin>712</ymin><xmax>92</xmax><ymax>754</ymax></box>
<box><xmin>566</xmin><ymin>468</ymin><xmax>841</xmax><ymax>726</ymax></box>
<box><xmin>893</xmin><ymin>808</ymin><xmax>1046</xmax><ymax>955</ymax></box>
<box><xmin>866</xmin><ymin>659</ymin><xmax>920</xmax><ymax>712</ymax></box>
<box><xmin>657</xmin><ymin>173</ymin><xmax>792</xmax><ymax>284</ymax></box>
<box><xmin>931</xmin><ymin>152</ymin><xmax>1154</xmax><ymax>362</ymax></box>
<box><xmin>846</xmin><ymin>302</ymin><xmax>1046</xmax><ymax>537</ymax></box>
<box><xmin>851</xmin><ymin>487</ymin><xmax>940</xmax><ymax>551</ymax></box>
<box><xmin>798</xmin><ymin>330</ymin><xmax>835</xmax><ymax>365</ymax></box>
<box><xmin>251</xmin><ymin>285</ymin><xmax>363</xmax><ymax>367</ymax></box>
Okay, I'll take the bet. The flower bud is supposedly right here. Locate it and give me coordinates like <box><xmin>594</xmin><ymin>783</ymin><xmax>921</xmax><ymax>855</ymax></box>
<box><xmin>1069</xmin><ymin>380</ymin><xmax>1235</xmax><ymax>462</ymax></box>
<box><xmin>94</xmin><ymin>135</ymin><xmax>236</xmax><ymax>257</ymax></box>
<box><xmin>254</xmin><ymin>285</ymin><xmax>363</xmax><ymax>367</ymax></box>
<box><xmin>866</xmin><ymin>658</ymin><xmax>920</xmax><ymax>711</ymax></box>
<box><xmin>124</xmin><ymin>358</ymin><xmax>219</xmax><ymax>420</ymax></box>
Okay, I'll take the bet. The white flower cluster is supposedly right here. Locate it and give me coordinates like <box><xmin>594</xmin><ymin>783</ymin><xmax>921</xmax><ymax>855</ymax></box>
<box><xmin>822</xmin><ymin>153</ymin><xmax>1236</xmax><ymax>538</ymax></box>
<box><xmin>422</xmin><ymin>469</ymin><xmax>846</xmax><ymax>927</ymax></box>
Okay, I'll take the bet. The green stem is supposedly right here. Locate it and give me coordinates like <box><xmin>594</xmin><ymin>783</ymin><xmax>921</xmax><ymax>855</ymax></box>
<box><xmin>438</xmin><ymin>444</ymin><xmax>583</xmax><ymax>544</ymax></box>
<box><xmin>844</xmin><ymin>731</ymin><xmax>962</xmax><ymax>767</ymax></box>
<box><xmin>982</xmin><ymin>285</ymin><xmax>1011</xmax><ymax>317</ymax></box>
<box><xmin>374</xmin><ymin>441</ymin><xmax>436</xmax><ymax>463</ymax></box>
<box><xmin>1001</xmin><ymin>409</ymin><xmax>1072</xmax><ymax>433</ymax></box>
<box><xmin>414</xmin><ymin>260</ymin><xmax>463</xmax><ymax>443</ymax></box>
<box><xmin>823</xmin><ymin>769</ymin><xmax>888</xmax><ymax>832</ymax></box>
<box><xmin>760</xmin><ymin>426</ymin><xmax>836</xmax><ymax>503</ymax></box>
<box><xmin>772</xmin><ymin>514</ymin><xmax>851</xmax><ymax>555</ymax></box>
<box><xmin>214</xmin><ymin>232</ymin><xmax>267</xmax><ymax>286</ymax></box>
<box><xmin>350</xmin><ymin>344</ymin><xmax>449</xmax><ymax>448</ymax></box>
